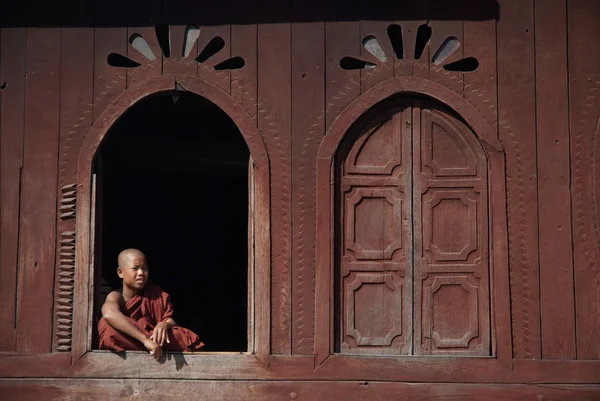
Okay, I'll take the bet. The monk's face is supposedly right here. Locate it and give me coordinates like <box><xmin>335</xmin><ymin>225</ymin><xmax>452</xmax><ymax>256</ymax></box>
<box><xmin>117</xmin><ymin>253</ymin><xmax>148</xmax><ymax>290</ymax></box>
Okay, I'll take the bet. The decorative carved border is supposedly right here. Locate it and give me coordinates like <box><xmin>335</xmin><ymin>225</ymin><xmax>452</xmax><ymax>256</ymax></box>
<box><xmin>315</xmin><ymin>76</ymin><xmax>511</xmax><ymax>370</ymax></box>
<box><xmin>71</xmin><ymin>75</ymin><xmax>271</xmax><ymax>367</ymax></box>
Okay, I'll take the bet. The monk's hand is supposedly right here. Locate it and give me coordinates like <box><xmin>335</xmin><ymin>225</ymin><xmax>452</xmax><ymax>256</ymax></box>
<box><xmin>143</xmin><ymin>338</ymin><xmax>163</xmax><ymax>360</ymax></box>
<box><xmin>150</xmin><ymin>321</ymin><xmax>170</xmax><ymax>347</ymax></box>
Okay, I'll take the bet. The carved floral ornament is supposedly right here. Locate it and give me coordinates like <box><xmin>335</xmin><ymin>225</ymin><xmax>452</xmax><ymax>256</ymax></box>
<box><xmin>107</xmin><ymin>23</ymin><xmax>245</xmax><ymax>71</ymax></box>
<box><xmin>340</xmin><ymin>22</ymin><xmax>479</xmax><ymax>72</ymax></box>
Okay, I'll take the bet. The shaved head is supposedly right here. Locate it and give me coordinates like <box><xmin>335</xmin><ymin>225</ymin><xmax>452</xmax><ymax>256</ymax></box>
<box><xmin>118</xmin><ymin>248</ymin><xmax>146</xmax><ymax>268</ymax></box>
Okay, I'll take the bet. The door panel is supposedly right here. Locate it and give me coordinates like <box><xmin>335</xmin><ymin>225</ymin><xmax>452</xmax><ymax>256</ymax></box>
<box><xmin>413</xmin><ymin>103</ymin><xmax>490</xmax><ymax>356</ymax></box>
<box><xmin>339</xmin><ymin>106</ymin><xmax>412</xmax><ymax>355</ymax></box>
<box><xmin>337</xmin><ymin>99</ymin><xmax>491</xmax><ymax>357</ymax></box>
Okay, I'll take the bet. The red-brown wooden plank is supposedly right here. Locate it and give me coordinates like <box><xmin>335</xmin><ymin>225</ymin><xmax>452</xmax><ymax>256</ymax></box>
<box><xmin>1</xmin><ymin>379</ymin><xmax>600</xmax><ymax>401</ymax></box>
<box><xmin>15</xmin><ymin>27</ymin><xmax>61</xmax><ymax>354</ymax></box>
<box><xmin>163</xmin><ymin>24</ymin><xmax>197</xmax><ymax>76</ymax></box>
<box><xmin>319</xmin><ymin>15</ymin><xmax>360</xmax><ymax>361</ymax></box>
<box><xmin>535</xmin><ymin>0</ymin><xmax>576</xmax><ymax>360</ymax></box>
<box><xmin>0</xmin><ymin>27</ymin><xmax>26</xmax><ymax>353</ymax></box>
<box><xmin>53</xmin><ymin>16</ymin><xmax>95</xmax><ymax>352</ymax></box>
<box><xmin>497</xmin><ymin>0</ymin><xmax>541</xmax><ymax>359</ymax></box>
<box><xmin>568</xmin><ymin>0</ymin><xmax>600</xmax><ymax>360</ymax></box>
<box><xmin>428</xmin><ymin>19</ymin><xmax>464</xmax><ymax>95</ymax></box>
<box><xmin>325</xmin><ymin>19</ymin><xmax>360</xmax><ymax>129</ymax></box>
<box><xmin>463</xmin><ymin>13</ymin><xmax>498</xmax><ymax>131</ymax></box>
<box><xmin>360</xmin><ymin>20</ymin><xmax>394</xmax><ymax>93</ymax></box>
<box><xmin>231</xmin><ymin>1</ymin><xmax>258</xmax><ymax>119</ymax></box>
<box><xmin>126</xmin><ymin>0</ymin><xmax>162</xmax><ymax>87</ymax></box>
<box><xmin>291</xmin><ymin>5</ymin><xmax>325</xmax><ymax>354</ymax></box>
<box><xmin>93</xmin><ymin>0</ymin><xmax>127</xmax><ymax>122</ymax></box>
<box><xmin>196</xmin><ymin>14</ymin><xmax>231</xmax><ymax>93</ymax></box>
<box><xmin>411</xmin><ymin>7</ymin><xmax>430</xmax><ymax>81</ymax></box>
<box><xmin>258</xmin><ymin>0</ymin><xmax>292</xmax><ymax>355</ymax></box>
<box><xmin>162</xmin><ymin>0</ymin><xmax>201</xmax><ymax>76</ymax></box>
<box><xmin>392</xmin><ymin>2</ymin><xmax>424</xmax><ymax>78</ymax></box>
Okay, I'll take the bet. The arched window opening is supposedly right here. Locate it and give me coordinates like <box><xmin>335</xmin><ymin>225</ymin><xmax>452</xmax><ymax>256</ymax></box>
<box><xmin>334</xmin><ymin>96</ymin><xmax>491</xmax><ymax>356</ymax></box>
<box><xmin>91</xmin><ymin>91</ymin><xmax>250</xmax><ymax>352</ymax></box>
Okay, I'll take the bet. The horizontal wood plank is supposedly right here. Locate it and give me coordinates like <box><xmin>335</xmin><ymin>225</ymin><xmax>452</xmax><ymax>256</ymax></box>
<box><xmin>0</xmin><ymin>378</ymin><xmax>599</xmax><ymax>401</ymax></box>
<box><xmin>2</xmin><ymin>353</ymin><xmax>600</xmax><ymax>383</ymax></box>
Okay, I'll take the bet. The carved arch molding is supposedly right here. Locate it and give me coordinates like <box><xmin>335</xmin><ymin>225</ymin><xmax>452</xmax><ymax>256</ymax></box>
<box><xmin>54</xmin><ymin>75</ymin><xmax>271</xmax><ymax>360</ymax></box>
<box><xmin>315</xmin><ymin>76</ymin><xmax>512</xmax><ymax>365</ymax></box>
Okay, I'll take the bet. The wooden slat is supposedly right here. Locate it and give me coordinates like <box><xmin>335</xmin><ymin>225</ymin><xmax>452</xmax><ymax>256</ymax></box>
<box><xmin>359</xmin><ymin>20</ymin><xmax>394</xmax><ymax>93</ymax></box>
<box><xmin>258</xmin><ymin>0</ymin><xmax>292</xmax><ymax>355</ymax></box>
<box><xmin>1</xmin><ymin>378</ymin><xmax>599</xmax><ymax>401</ymax></box>
<box><xmin>163</xmin><ymin>24</ymin><xmax>198</xmax><ymax>76</ymax></box>
<box><xmin>126</xmin><ymin>0</ymin><xmax>162</xmax><ymax>87</ymax></box>
<box><xmin>428</xmin><ymin>19</ymin><xmax>464</xmax><ymax>95</ymax></box>
<box><xmin>53</xmin><ymin>18</ymin><xmax>95</xmax><ymax>352</ymax></box>
<box><xmin>325</xmin><ymin>18</ymin><xmax>360</xmax><ymax>129</ymax></box>
<box><xmin>15</xmin><ymin>27</ymin><xmax>61</xmax><ymax>354</ymax></box>
<box><xmin>2</xmin><ymin>351</ymin><xmax>600</xmax><ymax>383</ymax></box>
<box><xmin>392</xmin><ymin>2</ymin><xmax>425</xmax><ymax>77</ymax></box>
<box><xmin>196</xmin><ymin>16</ymin><xmax>231</xmax><ymax>93</ymax></box>
<box><xmin>497</xmin><ymin>0</ymin><xmax>541</xmax><ymax>359</ymax></box>
<box><xmin>92</xmin><ymin>0</ymin><xmax>126</xmax><ymax>122</ymax></box>
<box><xmin>231</xmin><ymin>0</ymin><xmax>258</xmax><ymax>119</ymax></box>
<box><xmin>463</xmin><ymin>11</ymin><xmax>498</xmax><ymax>131</ymax></box>
<box><xmin>568</xmin><ymin>0</ymin><xmax>600</xmax><ymax>360</ymax></box>
<box><xmin>0</xmin><ymin>27</ymin><xmax>26</xmax><ymax>353</ymax></box>
<box><xmin>162</xmin><ymin>1</ymin><xmax>198</xmax><ymax>77</ymax></box>
<box><xmin>290</xmin><ymin>3</ymin><xmax>325</xmax><ymax>354</ymax></box>
<box><xmin>535</xmin><ymin>0</ymin><xmax>576</xmax><ymax>360</ymax></box>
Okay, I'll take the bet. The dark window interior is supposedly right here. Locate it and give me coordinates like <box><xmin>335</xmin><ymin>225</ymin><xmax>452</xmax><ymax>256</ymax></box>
<box><xmin>92</xmin><ymin>91</ymin><xmax>249</xmax><ymax>352</ymax></box>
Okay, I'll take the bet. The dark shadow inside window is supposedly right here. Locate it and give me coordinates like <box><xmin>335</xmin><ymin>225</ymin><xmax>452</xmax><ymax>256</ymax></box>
<box><xmin>92</xmin><ymin>91</ymin><xmax>249</xmax><ymax>352</ymax></box>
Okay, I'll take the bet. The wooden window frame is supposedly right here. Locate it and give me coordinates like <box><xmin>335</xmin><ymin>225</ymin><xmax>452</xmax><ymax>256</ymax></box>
<box><xmin>315</xmin><ymin>77</ymin><xmax>513</xmax><ymax>372</ymax></box>
<box><xmin>71</xmin><ymin>75</ymin><xmax>272</xmax><ymax>370</ymax></box>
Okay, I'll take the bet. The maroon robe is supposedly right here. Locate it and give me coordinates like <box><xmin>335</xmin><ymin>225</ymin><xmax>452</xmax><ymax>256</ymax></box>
<box><xmin>98</xmin><ymin>282</ymin><xmax>204</xmax><ymax>352</ymax></box>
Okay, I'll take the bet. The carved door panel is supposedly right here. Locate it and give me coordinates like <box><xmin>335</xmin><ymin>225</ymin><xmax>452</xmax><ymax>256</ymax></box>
<box><xmin>338</xmin><ymin>105</ymin><xmax>413</xmax><ymax>355</ymax></box>
<box><xmin>338</xmin><ymin>100</ymin><xmax>490</xmax><ymax>357</ymax></box>
<box><xmin>413</xmin><ymin>102</ymin><xmax>490</xmax><ymax>356</ymax></box>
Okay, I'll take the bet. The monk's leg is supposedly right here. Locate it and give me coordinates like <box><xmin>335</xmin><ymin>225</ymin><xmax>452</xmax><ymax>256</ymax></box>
<box><xmin>98</xmin><ymin>317</ymin><xmax>146</xmax><ymax>352</ymax></box>
<box><xmin>163</xmin><ymin>326</ymin><xmax>205</xmax><ymax>352</ymax></box>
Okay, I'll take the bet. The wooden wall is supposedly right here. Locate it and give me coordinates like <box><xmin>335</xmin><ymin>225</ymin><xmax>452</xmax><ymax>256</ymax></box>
<box><xmin>1</xmin><ymin>0</ymin><xmax>600</xmax><ymax>399</ymax></box>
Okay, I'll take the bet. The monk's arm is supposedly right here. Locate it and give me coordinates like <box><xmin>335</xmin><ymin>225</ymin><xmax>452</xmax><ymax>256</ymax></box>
<box><xmin>101</xmin><ymin>291</ymin><xmax>150</xmax><ymax>345</ymax></box>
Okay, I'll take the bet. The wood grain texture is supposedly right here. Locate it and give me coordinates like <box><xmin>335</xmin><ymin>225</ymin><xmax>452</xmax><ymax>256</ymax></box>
<box><xmin>359</xmin><ymin>20</ymin><xmax>393</xmax><ymax>93</ymax></box>
<box><xmin>325</xmin><ymin>18</ymin><xmax>360</xmax><ymax>129</ymax></box>
<box><xmin>92</xmin><ymin>0</ymin><xmax>126</xmax><ymax>122</ymax></box>
<box><xmin>290</xmin><ymin>1</ymin><xmax>321</xmax><ymax>358</ymax></box>
<box><xmin>0</xmin><ymin>27</ymin><xmax>26</xmax><ymax>352</ymax></box>
<box><xmin>428</xmin><ymin>19</ymin><xmax>464</xmax><ymax>95</ymax></box>
<box><xmin>535</xmin><ymin>0</ymin><xmax>576</xmax><ymax>360</ymax></box>
<box><xmin>53</xmin><ymin>20</ymin><xmax>95</xmax><ymax>353</ymax></box>
<box><xmin>16</xmin><ymin>27</ymin><xmax>61</xmax><ymax>354</ymax></box>
<box><xmin>258</xmin><ymin>0</ymin><xmax>292</xmax><ymax>355</ymax></box>
<box><xmin>463</xmin><ymin>10</ymin><xmax>497</xmax><ymax>131</ymax></box>
<box><xmin>162</xmin><ymin>0</ymin><xmax>198</xmax><ymax>77</ymax></box>
<box><xmin>1</xmin><ymin>378</ymin><xmax>599</xmax><ymax>401</ymax></box>
<box><xmin>126</xmin><ymin>0</ymin><xmax>162</xmax><ymax>87</ymax></box>
<box><xmin>291</xmin><ymin>6</ymin><xmax>324</xmax><ymax>355</ymax></box>
<box><xmin>196</xmin><ymin>23</ymin><xmax>232</xmax><ymax>93</ymax></box>
<box><xmin>568</xmin><ymin>0</ymin><xmax>600</xmax><ymax>360</ymax></box>
<box><xmin>497</xmin><ymin>0</ymin><xmax>541</xmax><ymax>359</ymax></box>
<box><xmin>2</xmin><ymin>352</ymin><xmax>600</xmax><ymax>383</ymax></box>
<box><xmin>231</xmin><ymin>0</ymin><xmax>258</xmax><ymax>119</ymax></box>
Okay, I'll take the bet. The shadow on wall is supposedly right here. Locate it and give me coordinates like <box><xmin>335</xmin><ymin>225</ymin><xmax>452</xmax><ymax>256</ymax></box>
<box><xmin>1</xmin><ymin>0</ymin><xmax>500</xmax><ymax>28</ymax></box>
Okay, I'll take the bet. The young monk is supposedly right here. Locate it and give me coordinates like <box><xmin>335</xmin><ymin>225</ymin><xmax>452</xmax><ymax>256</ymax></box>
<box><xmin>98</xmin><ymin>248</ymin><xmax>204</xmax><ymax>359</ymax></box>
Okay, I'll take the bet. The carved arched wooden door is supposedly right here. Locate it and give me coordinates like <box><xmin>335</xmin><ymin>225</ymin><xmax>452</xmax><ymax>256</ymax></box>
<box><xmin>336</xmin><ymin>99</ymin><xmax>490</xmax><ymax>357</ymax></box>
